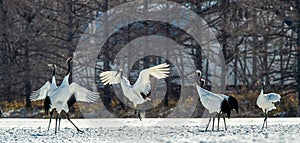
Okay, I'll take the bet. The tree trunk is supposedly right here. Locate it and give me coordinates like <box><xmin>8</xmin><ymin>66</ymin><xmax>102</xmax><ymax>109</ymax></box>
<box><xmin>252</xmin><ymin>38</ymin><xmax>258</xmax><ymax>86</ymax></box>
<box><xmin>164</xmin><ymin>1</ymin><xmax>169</xmax><ymax>106</ymax></box>
<box><xmin>195</xmin><ymin>44</ymin><xmax>202</xmax><ymax>71</ymax></box>
<box><xmin>296</xmin><ymin>0</ymin><xmax>300</xmax><ymax>116</ymax></box>
<box><xmin>263</xmin><ymin>38</ymin><xmax>269</xmax><ymax>85</ymax></box>
<box><xmin>234</xmin><ymin>45</ymin><xmax>238</xmax><ymax>87</ymax></box>
<box><xmin>103</xmin><ymin>0</ymin><xmax>111</xmax><ymax>107</ymax></box>
<box><xmin>221</xmin><ymin>0</ymin><xmax>229</xmax><ymax>60</ymax></box>
<box><xmin>25</xmin><ymin>16</ymin><xmax>31</xmax><ymax>109</ymax></box>
<box><xmin>67</xmin><ymin>0</ymin><xmax>74</xmax><ymax>83</ymax></box>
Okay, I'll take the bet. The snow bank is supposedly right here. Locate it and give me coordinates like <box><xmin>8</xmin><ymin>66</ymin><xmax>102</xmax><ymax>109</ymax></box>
<box><xmin>0</xmin><ymin>118</ymin><xmax>299</xmax><ymax>142</ymax></box>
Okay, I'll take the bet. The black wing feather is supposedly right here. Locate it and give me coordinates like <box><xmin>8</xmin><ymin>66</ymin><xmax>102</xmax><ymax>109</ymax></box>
<box><xmin>221</xmin><ymin>99</ymin><xmax>231</xmax><ymax>119</ymax></box>
<box><xmin>228</xmin><ymin>96</ymin><xmax>239</xmax><ymax>114</ymax></box>
<box><xmin>44</xmin><ymin>96</ymin><xmax>51</xmax><ymax>115</ymax></box>
<box><xmin>67</xmin><ymin>94</ymin><xmax>77</xmax><ymax>108</ymax></box>
<box><xmin>140</xmin><ymin>91</ymin><xmax>151</xmax><ymax>99</ymax></box>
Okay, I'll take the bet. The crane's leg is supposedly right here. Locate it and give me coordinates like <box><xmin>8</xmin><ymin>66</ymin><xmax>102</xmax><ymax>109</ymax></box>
<box><xmin>212</xmin><ymin>113</ymin><xmax>215</xmax><ymax>131</ymax></box>
<box><xmin>217</xmin><ymin>113</ymin><xmax>220</xmax><ymax>131</ymax></box>
<box><xmin>137</xmin><ymin>110</ymin><xmax>142</xmax><ymax>121</ymax></box>
<box><xmin>265</xmin><ymin>110</ymin><xmax>268</xmax><ymax>129</ymax></box>
<box><xmin>47</xmin><ymin>110</ymin><xmax>54</xmax><ymax>131</ymax></box>
<box><xmin>262</xmin><ymin>110</ymin><xmax>267</xmax><ymax>129</ymax></box>
<box><xmin>205</xmin><ymin>114</ymin><xmax>212</xmax><ymax>131</ymax></box>
<box><xmin>133</xmin><ymin>109</ymin><xmax>142</xmax><ymax>121</ymax></box>
<box><xmin>55</xmin><ymin>113</ymin><xmax>59</xmax><ymax>134</ymax></box>
<box><xmin>262</xmin><ymin>113</ymin><xmax>265</xmax><ymax>129</ymax></box>
<box><xmin>66</xmin><ymin>113</ymin><xmax>84</xmax><ymax>133</ymax></box>
<box><xmin>223</xmin><ymin>115</ymin><xmax>227</xmax><ymax>131</ymax></box>
<box><xmin>58</xmin><ymin>115</ymin><xmax>61</xmax><ymax>131</ymax></box>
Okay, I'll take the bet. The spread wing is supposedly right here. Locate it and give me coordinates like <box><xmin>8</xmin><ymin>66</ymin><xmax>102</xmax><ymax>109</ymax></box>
<box><xmin>99</xmin><ymin>70</ymin><xmax>139</xmax><ymax>99</ymax></box>
<box><xmin>30</xmin><ymin>81</ymin><xmax>51</xmax><ymax>101</ymax></box>
<box><xmin>133</xmin><ymin>63</ymin><xmax>170</xmax><ymax>96</ymax></box>
<box><xmin>218</xmin><ymin>94</ymin><xmax>229</xmax><ymax>99</ymax></box>
<box><xmin>99</xmin><ymin>71</ymin><xmax>122</xmax><ymax>85</ymax></box>
<box><xmin>69</xmin><ymin>83</ymin><xmax>99</xmax><ymax>103</ymax></box>
<box><xmin>266</xmin><ymin>93</ymin><xmax>281</xmax><ymax>103</ymax></box>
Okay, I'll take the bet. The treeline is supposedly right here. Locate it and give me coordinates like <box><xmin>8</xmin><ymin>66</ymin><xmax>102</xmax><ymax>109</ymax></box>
<box><xmin>0</xmin><ymin>0</ymin><xmax>299</xmax><ymax>117</ymax></box>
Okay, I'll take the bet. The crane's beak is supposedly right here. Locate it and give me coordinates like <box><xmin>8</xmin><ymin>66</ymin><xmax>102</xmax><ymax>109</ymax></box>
<box><xmin>66</xmin><ymin>57</ymin><xmax>72</xmax><ymax>62</ymax></box>
<box><xmin>47</xmin><ymin>64</ymin><xmax>56</xmax><ymax>68</ymax></box>
<box><xmin>65</xmin><ymin>57</ymin><xmax>80</xmax><ymax>64</ymax></box>
<box><xmin>47</xmin><ymin>64</ymin><xmax>57</xmax><ymax>68</ymax></box>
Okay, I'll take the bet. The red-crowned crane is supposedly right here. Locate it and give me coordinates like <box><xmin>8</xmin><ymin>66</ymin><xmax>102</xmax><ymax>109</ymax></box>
<box><xmin>30</xmin><ymin>64</ymin><xmax>58</xmax><ymax>131</ymax></box>
<box><xmin>100</xmin><ymin>63</ymin><xmax>170</xmax><ymax>120</ymax></box>
<box><xmin>194</xmin><ymin>70</ymin><xmax>231</xmax><ymax>131</ymax></box>
<box><xmin>31</xmin><ymin>58</ymin><xmax>99</xmax><ymax>134</ymax></box>
<box><xmin>256</xmin><ymin>81</ymin><xmax>281</xmax><ymax>129</ymax></box>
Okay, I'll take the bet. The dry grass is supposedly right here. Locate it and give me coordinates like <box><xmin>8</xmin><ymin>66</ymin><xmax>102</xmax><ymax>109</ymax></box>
<box><xmin>0</xmin><ymin>91</ymin><xmax>298</xmax><ymax>118</ymax></box>
<box><xmin>228</xmin><ymin>91</ymin><xmax>298</xmax><ymax>117</ymax></box>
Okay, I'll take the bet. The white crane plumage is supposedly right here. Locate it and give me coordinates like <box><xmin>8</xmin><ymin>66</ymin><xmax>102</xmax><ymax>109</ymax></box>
<box><xmin>30</xmin><ymin>64</ymin><xmax>57</xmax><ymax>102</ymax></box>
<box><xmin>194</xmin><ymin>70</ymin><xmax>231</xmax><ymax>131</ymax></box>
<box><xmin>30</xmin><ymin>64</ymin><xmax>58</xmax><ymax>131</ymax></box>
<box><xmin>31</xmin><ymin>58</ymin><xmax>99</xmax><ymax>134</ymax></box>
<box><xmin>100</xmin><ymin>63</ymin><xmax>170</xmax><ymax>120</ymax></box>
<box><xmin>256</xmin><ymin>81</ymin><xmax>281</xmax><ymax>129</ymax></box>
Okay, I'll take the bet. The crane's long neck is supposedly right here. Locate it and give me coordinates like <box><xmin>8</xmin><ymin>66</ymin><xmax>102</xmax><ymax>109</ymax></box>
<box><xmin>197</xmin><ymin>77</ymin><xmax>205</xmax><ymax>88</ymax></box>
<box><xmin>260</xmin><ymin>83</ymin><xmax>265</xmax><ymax>95</ymax></box>
<box><xmin>66</xmin><ymin>59</ymin><xmax>72</xmax><ymax>76</ymax></box>
<box><xmin>66</xmin><ymin>59</ymin><xmax>72</xmax><ymax>83</ymax></box>
<box><xmin>196</xmin><ymin>71</ymin><xmax>202</xmax><ymax>86</ymax></box>
<box><xmin>200</xmin><ymin>79</ymin><xmax>205</xmax><ymax>87</ymax></box>
<box><xmin>52</xmin><ymin>65</ymin><xmax>56</xmax><ymax>77</ymax></box>
<box><xmin>51</xmin><ymin>65</ymin><xmax>56</xmax><ymax>84</ymax></box>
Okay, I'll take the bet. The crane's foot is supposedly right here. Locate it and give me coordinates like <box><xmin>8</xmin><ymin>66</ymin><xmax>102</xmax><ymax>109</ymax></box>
<box><xmin>77</xmin><ymin>129</ymin><xmax>84</xmax><ymax>133</ymax></box>
<box><xmin>138</xmin><ymin>114</ymin><xmax>142</xmax><ymax>121</ymax></box>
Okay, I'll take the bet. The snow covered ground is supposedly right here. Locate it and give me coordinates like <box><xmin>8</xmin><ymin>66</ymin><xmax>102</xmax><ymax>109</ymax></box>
<box><xmin>0</xmin><ymin>118</ymin><xmax>299</xmax><ymax>143</ymax></box>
